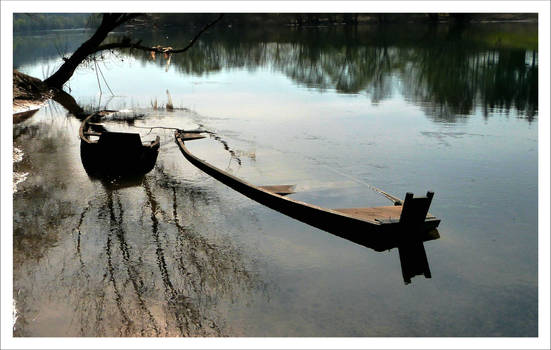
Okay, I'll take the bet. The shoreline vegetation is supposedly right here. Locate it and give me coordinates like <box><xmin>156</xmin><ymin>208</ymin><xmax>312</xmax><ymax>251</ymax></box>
<box><xmin>13</xmin><ymin>13</ymin><xmax>537</xmax><ymax>33</ymax></box>
<box><xmin>12</xmin><ymin>13</ymin><xmax>538</xmax><ymax>112</ymax></box>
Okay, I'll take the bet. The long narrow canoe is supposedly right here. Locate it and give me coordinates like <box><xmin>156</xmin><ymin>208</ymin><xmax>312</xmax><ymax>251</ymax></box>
<box><xmin>175</xmin><ymin>131</ymin><xmax>440</xmax><ymax>251</ymax></box>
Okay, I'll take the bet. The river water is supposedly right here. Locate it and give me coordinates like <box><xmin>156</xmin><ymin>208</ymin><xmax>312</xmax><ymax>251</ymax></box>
<box><xmin>12</xmin><ymin>23</ymin><xmax>538</xmax><ymax>336</ymax></box>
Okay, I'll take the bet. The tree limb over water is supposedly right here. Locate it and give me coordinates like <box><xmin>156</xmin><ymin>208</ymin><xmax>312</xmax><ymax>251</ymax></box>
<box><xmin>92</xmin><ymin>14</ymin><xmax>224</xmax><ymax>55</ymax></box>
<box><xmin>42</xmin><ymin>13</ymin><xmax>223</xmax><ymax>89</ymax></box>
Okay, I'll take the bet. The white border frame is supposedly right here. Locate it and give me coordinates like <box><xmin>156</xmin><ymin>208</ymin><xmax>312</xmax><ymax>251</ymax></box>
<box><xmin>2</xmin><ymin>1</ymin><xmax>549</xmax><ymax>349</ymax></box>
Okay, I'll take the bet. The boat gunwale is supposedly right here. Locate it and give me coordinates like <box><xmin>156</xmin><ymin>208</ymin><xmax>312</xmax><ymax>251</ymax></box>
<box><xmin>79</xmin><ymin>113</ymin><xmax>161</xmax><ymax>148</ymax></box>
<box><xmin>175</xmin><ymin>131</ymin><xmax>419</xmax><ymax>227</ymax></box>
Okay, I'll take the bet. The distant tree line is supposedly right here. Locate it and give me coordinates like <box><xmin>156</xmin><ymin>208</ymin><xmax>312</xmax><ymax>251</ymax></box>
<box><xmin>14</xmin><ymin>13</ymin><xmax>537</xmax><ymax>32</ymax></box>
<box><xmin>148</xmin><ymin>13</ymin><xmax>537</xmax><ymax>28</ymax></box>
<box><xmin>118</xmin><ymin>23</ymin><xmax>537</xmax><ymax>120</ymax></box>
<box><xmin>13</xmin><ymin>13</ymin><xmax>101</xmax><ymax>32</ymax></box>
<box><xmin>13</xmin><ymin>12</ymin><xmax>537</xmax><ymax>122</ymax></box>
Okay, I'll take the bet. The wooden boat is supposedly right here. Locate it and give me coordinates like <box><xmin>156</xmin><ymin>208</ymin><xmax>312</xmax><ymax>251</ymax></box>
<box><xmin>175</xmin><ymin>131</ymin><xmax>441</xmax><ymax>252</ymax></box>
<box><xmin>79</xmin><ymin>113</ymin><xmax>160</xmax><ymax>178</ymax></box>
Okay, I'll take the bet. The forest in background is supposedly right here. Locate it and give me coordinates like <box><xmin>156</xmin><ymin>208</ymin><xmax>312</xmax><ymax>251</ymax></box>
<box><xmin>13</xmin><ymin>13</ymin><xmax>95</xmax><ymax>32</ymax></box>
<box><xmin>13</xmin><ymin>13</ymin><xmax>537</xmax><ymax>32</ymax></box>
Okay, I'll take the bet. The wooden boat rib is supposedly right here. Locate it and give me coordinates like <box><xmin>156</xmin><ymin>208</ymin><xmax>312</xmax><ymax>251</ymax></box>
<box><xmin>175</xmin><ymin>131</ymin><xmax>441</xmax><ymax>251</ymax></box>
<box><xmin>79</xmin><ymin>113</ymin><xmax>160</xmax><ymax>177</ymax></box>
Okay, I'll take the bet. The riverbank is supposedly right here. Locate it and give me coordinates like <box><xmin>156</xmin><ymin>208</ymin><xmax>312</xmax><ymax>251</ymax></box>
<box><xmin>13</xmin><ymin>70</ymin><xmax>51</xmax><ymax>113</ymax></box>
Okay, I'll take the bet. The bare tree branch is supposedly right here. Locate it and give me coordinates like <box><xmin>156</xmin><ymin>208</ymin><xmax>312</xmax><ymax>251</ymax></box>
<box><xmin>92</xmin><ymin>14</ymin><xmax>224</xmax><ymax>56</ymax></box>
<box><xmin>43</xmin><ymin>13</ymin><xmax>223</xmax><ymax>88</ymax></box>
<box><xmin>170</xmin><ymin>14</ymin><xmax>224</xmax><ymax>53</ymax></box>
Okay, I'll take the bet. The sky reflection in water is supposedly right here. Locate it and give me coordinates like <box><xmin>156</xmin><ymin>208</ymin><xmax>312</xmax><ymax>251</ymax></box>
<box><xmin>13</xmin><ymin>22</ymin><xmax>538</xmax><ymax>336</ymax></box>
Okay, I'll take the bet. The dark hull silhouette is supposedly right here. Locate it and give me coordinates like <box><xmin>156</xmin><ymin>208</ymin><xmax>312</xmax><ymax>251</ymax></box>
<box><xmin>79</xmin><ymin>114</ymin><xmax>160</xmax><ymax>178</ymax></box>
<box><xmin>175</xmin><ymin>131</ymin><xmax>440</xmax><ymax>253</ymax></box>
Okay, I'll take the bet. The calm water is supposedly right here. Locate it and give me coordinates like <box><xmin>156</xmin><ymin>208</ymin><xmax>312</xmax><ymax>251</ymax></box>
<box><xmin>13</xmin><ymin>23</ymin><xmax>538</xmax><ymax>336</ymax></box>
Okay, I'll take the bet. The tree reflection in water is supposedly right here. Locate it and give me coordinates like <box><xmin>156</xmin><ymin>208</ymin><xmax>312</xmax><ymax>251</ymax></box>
<box><xmin>14</xmin><ymin>23</ymin><xmax>537</xmax><ymax>122</ymax></box>
<box><xmin>14</xmin><ymin>136</ymin><xmax>261</xmax><ymax>336</ymax></box>
<box><xmin>111</xmin><ymin>23</ymin><xmax>536</xmax><ymax>122</ymax></box>
<box><xmin>84</xmin><ymin>173</ymin><xmax>258</xmax><ymax>336</ymax></box>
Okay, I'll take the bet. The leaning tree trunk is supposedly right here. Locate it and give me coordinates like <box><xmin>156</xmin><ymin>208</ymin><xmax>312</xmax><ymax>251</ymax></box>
<box><xmin>42</xmin><ymin>13</ymin><xmax>220</xmax><ymax>90</ymax></box>
<box><xmin>43</xmin><ymin>14</ymin><xmax>131</xmax><ymax>89</ymax></box>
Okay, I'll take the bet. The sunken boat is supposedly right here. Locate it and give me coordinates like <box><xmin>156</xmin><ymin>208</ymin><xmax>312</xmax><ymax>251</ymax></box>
<box><xmin>175</xmin><ymin>130</ymin><xmax>441</xmax><ymax>253</ymax></box>
<box><xmin>79</xmin><ymin>113</ymin><xmax>160</xmax><ymax>178</ymax></box>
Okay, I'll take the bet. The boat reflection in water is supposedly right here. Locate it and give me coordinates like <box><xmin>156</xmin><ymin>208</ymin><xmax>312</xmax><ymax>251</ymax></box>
<box><xmin>398</xmin><ymin>238</ymin><xmax>434</xmax><ymax>284</ymax></box>
<box><xmin>176</xmin><ymin>131</ymin><xmax>441</xmax><ymax>285</ymax></box>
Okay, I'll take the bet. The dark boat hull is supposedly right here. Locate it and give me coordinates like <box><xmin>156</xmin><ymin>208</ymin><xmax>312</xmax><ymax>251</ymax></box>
<box><xmin>80</xmin><ymin>139</ymin><xmax>159</xmax><ymax>178</ymax></box>
<box><xmin>175</xmin><ymin>132</ymin><xmax>440</xmax><ymax>251</ymax></box>
<box><xmin>79</xmin><ymin>114</ymin><xmax>160</xmax><ymax>179</ymax></box>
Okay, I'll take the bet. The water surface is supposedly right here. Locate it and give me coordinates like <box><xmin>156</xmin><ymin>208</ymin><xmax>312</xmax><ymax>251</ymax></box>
<box><xmin>13</xmin><ymin>22</ymin><xmax>538</xmax><ymax>336</ymax></box>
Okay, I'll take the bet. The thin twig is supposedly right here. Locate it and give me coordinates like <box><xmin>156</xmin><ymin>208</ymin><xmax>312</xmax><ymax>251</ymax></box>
<box><xmin>97</xmin><ymin>62</ymin><xmax>115</xmax><ymax>96</ymax></box>
<box><xmin>93</xmin><ymin>59</ymin><xmax>102</xmax><ymax>95</ymax></box>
